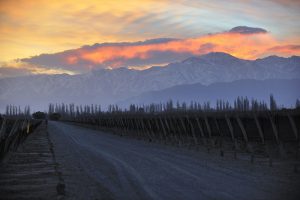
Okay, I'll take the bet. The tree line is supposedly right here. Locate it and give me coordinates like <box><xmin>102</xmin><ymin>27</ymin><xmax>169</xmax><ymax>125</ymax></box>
<box><xmin>4</xmin><ymin>105</ymin><xmax>31</xmax><ymax>117</ymax></box>
<box><xmin>3</xmin><ymin>95</ymin><xmax>299</xmax><ymax>119</ymax></box>
<box><xmin>48</xmin><ymin>95</ymin><xmax>300</xmax><ymax>118</ymax></box>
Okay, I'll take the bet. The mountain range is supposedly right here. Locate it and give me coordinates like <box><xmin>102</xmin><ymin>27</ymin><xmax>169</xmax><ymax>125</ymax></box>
<box><xmin>119</xmin><ymin>79</ymin><xmax>300</xmax><ymax>108</ymax></box>
<box><xmin>0</xmin><ymin>52</ymin><xmax>299</xmax><ymax>111</ymax></box>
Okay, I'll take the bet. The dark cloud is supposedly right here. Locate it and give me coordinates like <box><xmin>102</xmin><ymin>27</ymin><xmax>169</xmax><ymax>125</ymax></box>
<box><xmin>18</xmin><ymin>26</ymin><xmax>298</xmax><ymax>75</ymax></box>
<box><xmin>0</xmin><ymin>61</ymin><xmax>76</xmax><ymax>79</ymax></box>
<box><xmin>20</xmin><ymin>38</ymin><xmax>183</xmax><ymax>72</ymax></box>
<box><xmin>229</xmin><ymin>26</ymin><xmax>267</xmax><ymax>34</ymax></box>
<box><xmin>0</xmin><ymin>67</ymin><xmax>32</xmax><ymax>79</ymax></box>
<box><xmin>81</xmin><ymin>38</ymin><xmax>179</xmax><ymax>49</ymax></box>
<box><xmin>21</xmin><ymin>38</ymin><xmax>180</xmax><ymax>71</ymax></box>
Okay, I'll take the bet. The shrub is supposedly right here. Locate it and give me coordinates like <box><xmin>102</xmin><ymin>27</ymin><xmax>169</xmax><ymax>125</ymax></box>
<box><xmin>49</xmin><ymin>113</ymin><xmax>61</xmax><ymax>121</ymax></box>
<box><xmin>32</xmin><ymin>111</ymin><xmax>46</xmax><ymax>119</ymax></box>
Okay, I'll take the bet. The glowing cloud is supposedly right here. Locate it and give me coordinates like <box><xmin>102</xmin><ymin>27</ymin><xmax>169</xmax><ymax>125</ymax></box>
<box><xmin>1</xmin><ymin>0</ymin><xmax>300</xmax><ymax>64</ymax></box>
<box><xmin>1</xmin><ymin>0</ymin><xmax>300</xmax><ymax>77</ymax></box>
<box><xmin>19</xmin><ymin>26</ymin><xmax>300</xmax><ymax>73</ymax></box>
<box><xmin>267</xmin><ymin>45</ymin><xmax>300</xmax><ymax>56</ymax></box>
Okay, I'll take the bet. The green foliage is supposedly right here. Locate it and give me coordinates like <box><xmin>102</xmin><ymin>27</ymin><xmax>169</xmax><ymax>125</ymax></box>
<box><xmin>49</xmin><ymin>113</ymin><xmax>61</xmax><ymax>121</ymax></box>
<box><xmin>32</xmin><ymin>111</ymin><xmax>46</xmax><ymax>119</ymax></box>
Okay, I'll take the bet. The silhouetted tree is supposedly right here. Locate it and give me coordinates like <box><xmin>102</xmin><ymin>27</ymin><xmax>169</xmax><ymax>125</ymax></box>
<box><xmin>296</xmin><ymin>99</ymin><xmax>300</xmax><ymax>109</ymax></box>
<box><xmin>270</xmin><ymin>94</ymin><xmax>277</xmax><ymax>111</ymax></box>
<box><xmin>32</xmin><ymin>111</ymin><xmax>46</xmax><ymax>119</ymax></box>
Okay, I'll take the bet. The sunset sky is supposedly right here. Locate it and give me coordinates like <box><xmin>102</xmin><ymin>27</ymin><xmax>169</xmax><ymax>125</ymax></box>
<box><xmin>0</xmin><ymin>0</ymin><xmax>300</xmax><ymax>77</ymax></box>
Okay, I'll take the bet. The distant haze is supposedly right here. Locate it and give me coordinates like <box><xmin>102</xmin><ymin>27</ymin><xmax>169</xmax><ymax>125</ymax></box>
<box><xmin>0</xmin><ymin>52</ymin><xmax>299</xmax><ymax>112</ymax></box>
<box><xmin>120</xmin><ymin>79</ymin><xmax>300</xmax><ymax>108</ymax></box>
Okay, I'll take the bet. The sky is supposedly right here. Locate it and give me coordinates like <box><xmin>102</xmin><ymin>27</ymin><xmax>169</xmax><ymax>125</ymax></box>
<box><xmin>0</xmin><ymin>0</ymin><xmax>300</xmax><ymax>77</ymax></box>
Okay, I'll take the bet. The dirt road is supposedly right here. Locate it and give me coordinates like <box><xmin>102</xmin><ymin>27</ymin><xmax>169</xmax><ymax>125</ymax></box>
<box><xmin>46</xmin><ymin>121</ymin><xmax>300</xmax><ymax>200</ymax></box>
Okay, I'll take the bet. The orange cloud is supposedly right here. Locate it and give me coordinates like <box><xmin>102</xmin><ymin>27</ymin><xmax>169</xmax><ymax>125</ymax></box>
<box><xmin>63</xmin><ymin>30</ymin><xmax>295</xmax><ymax>68</ymax></box>
<box><xmin>19</xmin><ymin>26</ymin><xmax>299</xmax><ymax>73</ymax></box>
<box><xmin>267</xmin><ymin>45</ymin><xmax>300</xmax><ymax>56</ymax></box>
<box><xmin>1</xmin><ymin>0</ymin><xmax>300</xmax><ymax>64</ymax></box>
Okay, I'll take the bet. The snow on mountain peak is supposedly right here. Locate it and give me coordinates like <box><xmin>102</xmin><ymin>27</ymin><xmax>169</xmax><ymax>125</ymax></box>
<box><xmin>0</xmin><ymin>52</ymin><xmax>299</xmax><ymax>111</ymax></box>
<box><xmin>199</xmin><ymin>52</ymin><xmax>238</xmax><ymax>60</ymax></box>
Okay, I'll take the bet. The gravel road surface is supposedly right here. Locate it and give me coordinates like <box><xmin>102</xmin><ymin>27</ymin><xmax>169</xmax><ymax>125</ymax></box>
<box><xmin>48</xmin><ymin>121</ymin><xmax>300</xmax><ymax>200</ymax></box>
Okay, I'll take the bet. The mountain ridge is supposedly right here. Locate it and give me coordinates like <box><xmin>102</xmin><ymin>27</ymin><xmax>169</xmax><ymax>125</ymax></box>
<box><xmin>1</xmin><ymin>52</ymin><xmax>299</xmax><ymax>111</ymax></box>
<box><xmin>118</xmin><ymin>78</ymin><xmax>300</xmax><ymax>108</ymax></box>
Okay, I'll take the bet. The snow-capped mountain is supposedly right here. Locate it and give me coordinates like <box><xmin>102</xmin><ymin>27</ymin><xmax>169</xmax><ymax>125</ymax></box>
<box><xmin>0</xmin><ymin>52</ymin><xmax>299</xmax><ymax>111</ymax></box>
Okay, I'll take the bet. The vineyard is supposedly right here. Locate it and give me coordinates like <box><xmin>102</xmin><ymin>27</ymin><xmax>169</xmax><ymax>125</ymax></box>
<box><xmin>3</xmin><ymin>97</ymin><xmax>300</xmax><ymax>164</ymax></box>
<box><xmin>54</xmin><ymin>107</ymin><xmax>300</xmax><ymax>167</ymax></box>
<box><xmin>0</xmin><ymin>117</ymin><xmax>42</xmax><ymax>161</ymax></box>
<box><xmin>1</xmin><ymin>102</ymin><xmax>299</xmax><ymax>199</ymax></box>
